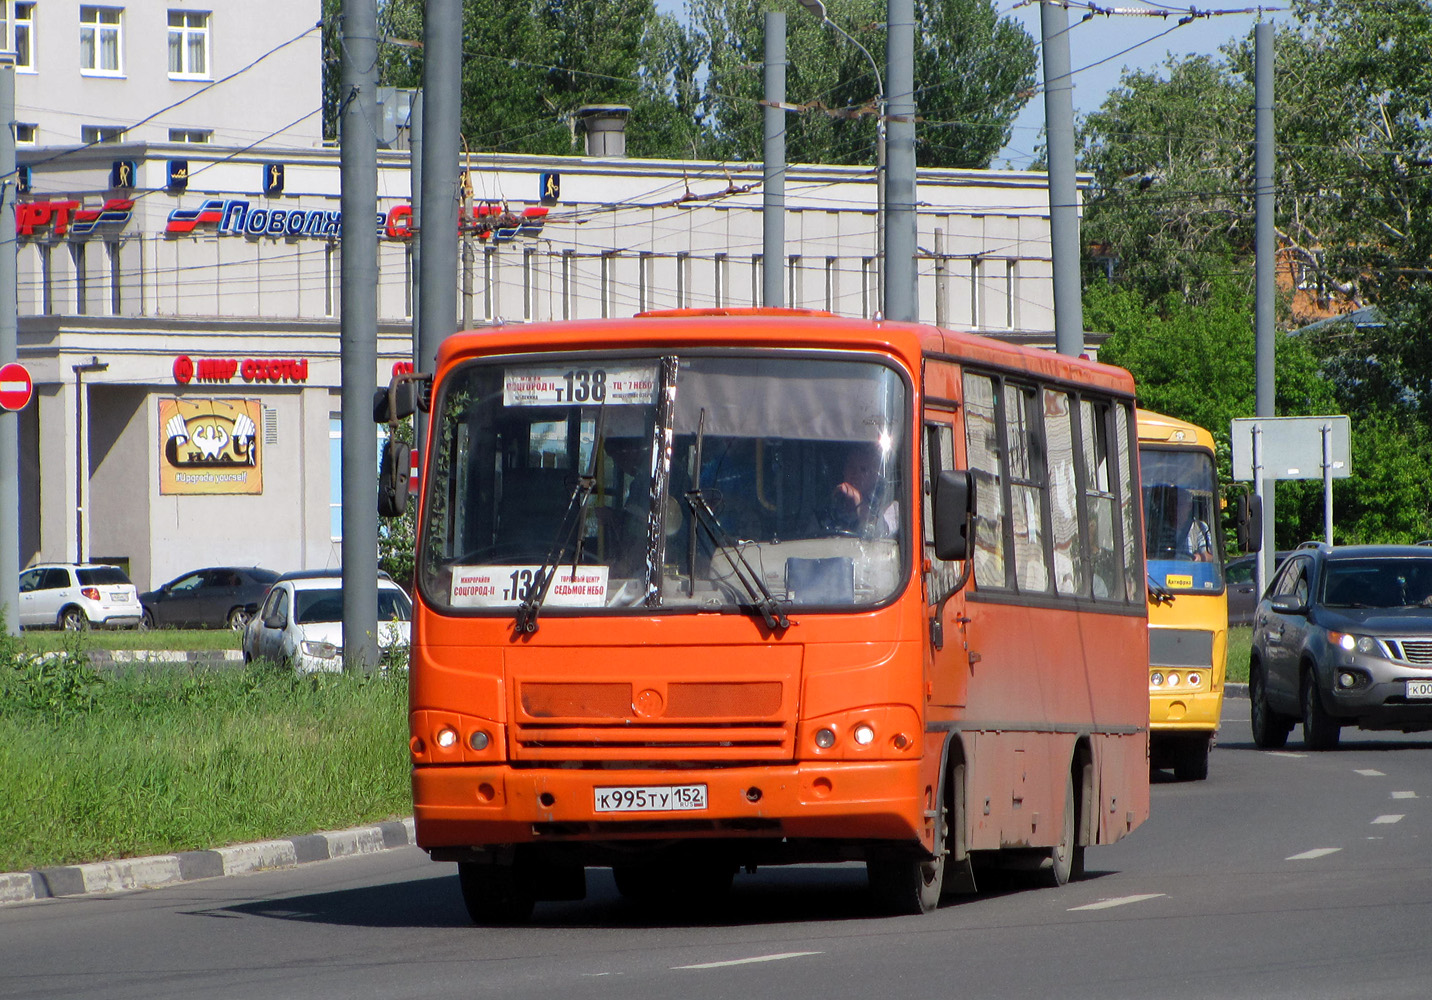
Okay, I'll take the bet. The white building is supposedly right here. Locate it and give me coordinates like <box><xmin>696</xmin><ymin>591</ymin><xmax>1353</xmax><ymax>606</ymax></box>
<box><xmin>11</xmin><ymin>2</ymin><xmax>1073</xmax><ymax>593</ymax></box>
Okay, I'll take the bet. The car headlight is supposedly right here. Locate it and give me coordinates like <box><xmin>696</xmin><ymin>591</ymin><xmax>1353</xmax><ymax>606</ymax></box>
<box><xmin>1329</xmin><ymin>632</ymin><xmax>1381</xmax><ymax>656</ymax></box>
<box><xmin>301</xmin><ymin>640</ymin><xmax>341</xmax><ymax>659</ymax></box>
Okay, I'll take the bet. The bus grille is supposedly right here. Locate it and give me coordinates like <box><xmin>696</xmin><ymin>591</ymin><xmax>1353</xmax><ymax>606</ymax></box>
<box><xmin>512</xmin><ymin>680</ymin><xmax>793</xmax><ymax>761</ymax></box>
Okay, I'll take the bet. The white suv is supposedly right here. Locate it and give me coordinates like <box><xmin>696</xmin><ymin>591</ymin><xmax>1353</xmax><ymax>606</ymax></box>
<box><xmin>17</xmin><ymin>563</ymin><xmax>143</xmax><ymax>630</ymax></box>
<box><xmin>242</xmin><ymin>570</ymin><xmax>411</xmax><ymax>673</ymax></box>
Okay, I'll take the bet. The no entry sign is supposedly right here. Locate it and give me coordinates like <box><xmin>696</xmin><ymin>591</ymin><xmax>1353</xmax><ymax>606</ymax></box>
<box><xmin>0</xmin><ymin>362</ymin><xmax>34</xmax><ymax>411</ymax></box>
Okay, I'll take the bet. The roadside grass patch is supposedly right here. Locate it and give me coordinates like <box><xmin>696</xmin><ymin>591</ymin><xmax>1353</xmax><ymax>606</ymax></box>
<box><xmin>1225</xmin><ymin>626</ymin><xmax>1251</xmax><ymax>684</ymax></box>
<box><xmin>0</xmin><ymin>638</ymin><xmax>409</xmax><ymax>873</ymax></box>
<box><xmin>17</xmin><ymin>628</ymin><xmax>241</xmax><ymax>653</ymax></box>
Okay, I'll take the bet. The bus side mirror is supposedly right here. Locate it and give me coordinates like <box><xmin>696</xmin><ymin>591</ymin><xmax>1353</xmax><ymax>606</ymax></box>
<box><xmin>378</xmin><ymin>438</ymin><xmax>411</xmax><ymax>517</ymax></box>
<box><xmin>933</xmin><ymin>470</ymin><xmax>975</xmax><ymax>562</ymax></box>
<box><xmin>1236</xmin><ymin>494</ymin><xmax>1263</xmax><ymax>553</ymax></box>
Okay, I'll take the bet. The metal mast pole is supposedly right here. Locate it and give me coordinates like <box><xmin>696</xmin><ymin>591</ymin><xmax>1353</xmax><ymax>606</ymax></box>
<box><xmin>419</xmin><ymin>0</ymin><xmax>460</xmax><ymax>366</ymax></box>
<box><xmin>1254</xmin><ymin>20</ymin><xmax>1276</xmax><ymax>589</ymax></box>
<box><xmin>883</xmin><ymin>0</ymin><xmax>916</xmax><ymax>322</ymax></box>
<box><xmin>0</xmin><ymin>50</ymin><xmax>17</xmax><ymax>634</ymax></box>
<box><xmin>1041</xmin><ymin>1</ymin><xmax>1083</xmax><ymax>356</ymax></box>
<box><xmin>340</xmin><ymin>0</ymin><xmax>380</xmax><ymax>670</ymax></box>
<box><xmin>762</xmin><ymin>11</ymin><xmax>785</xmax><ymax>308</ymax></box>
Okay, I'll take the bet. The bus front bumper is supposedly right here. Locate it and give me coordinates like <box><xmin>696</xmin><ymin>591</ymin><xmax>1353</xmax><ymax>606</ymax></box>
<box><xmin>412</xmin><ymin>759</ymin><xmax>927</xmax><ymax>849</ymax></box>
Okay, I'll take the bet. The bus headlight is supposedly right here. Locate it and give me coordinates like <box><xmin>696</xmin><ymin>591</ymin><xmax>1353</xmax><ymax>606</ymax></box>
<box><xmin>468</xmin><ymin>729</ymin><xmax>490</xmax><ymax>751</ymax></box>
<box><xmin>1150</xmin><ymin>671</ymin><xmax>1165</xmax><ymax>687</ymax></box>
<box><xmin>853</xmin><ymin>724</ymin><xmax>876</xmax><ymax>746</ymax></box>
<box><xmin>436</xmin><ymin>726</ymin><xmax>458</xmax><ymax>749</ymax></box>
<box><xmin>814</xmin><ymin>728</ymin><xmax>836</xmax><ymax>749</ymax></box>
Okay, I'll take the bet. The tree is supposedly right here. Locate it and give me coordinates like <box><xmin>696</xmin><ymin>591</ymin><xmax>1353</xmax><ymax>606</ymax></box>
<box><xmin>690</xmin><ymin>0</ymin><xmax>1036</xmax><ymax>168</ymax></box>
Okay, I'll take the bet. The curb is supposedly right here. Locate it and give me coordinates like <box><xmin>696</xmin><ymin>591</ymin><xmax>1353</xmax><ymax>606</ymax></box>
<box><xmin>87</xmin><ymin>649</ymin><xmax>246</xmax><ymax>670</ymax></box>
<box><xmin>0</xmin><ymin>817</ymin><xmax>416</xmax><ymax>906</ymax></box>
<box><xmin>1227</xmin><ymin>683</ymin><xmax>1248</xmax><ymax>698</ymax></box>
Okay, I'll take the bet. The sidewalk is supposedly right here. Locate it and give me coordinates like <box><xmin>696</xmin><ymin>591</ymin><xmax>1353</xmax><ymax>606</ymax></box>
<box><xmin>0</xmin><ymin>817</ymin><xmax>416</xmax><ymax>906</ymax></box>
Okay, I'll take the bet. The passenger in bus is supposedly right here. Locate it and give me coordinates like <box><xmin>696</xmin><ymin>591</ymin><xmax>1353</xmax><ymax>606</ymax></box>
<box><xmin>828</xmin><ymin>442</ymin><xmax>898</xmax><ymax>536</ymax></box>
<box><xmin>1185</xmin><ymin>516</ymin><xmax>1215</xmax><ymax>562</ymax></box>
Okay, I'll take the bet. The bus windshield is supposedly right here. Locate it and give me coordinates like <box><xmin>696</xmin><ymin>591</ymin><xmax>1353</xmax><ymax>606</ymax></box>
<box><xmin>419</xmin><ymin>352</ymin><xmax>910</xmax><ymax>616</ymax></box>
<box><xmin>1141</xmin><ymin>447</ymin><xmax>1222</xmax><ymax>592</ymax></box>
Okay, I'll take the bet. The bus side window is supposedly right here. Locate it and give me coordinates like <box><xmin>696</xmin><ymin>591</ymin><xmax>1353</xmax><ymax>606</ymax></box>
<box><xmin>1043</xmin><ymin>388</ymin><xmax>1083</xmax><ymax>596</ymax></box>
<box><xmin>923</xmin><ymin>417</ymin><xmax>961</xmax><ymax>602</ymax></box>
<box><xmin>1080</xmin><ymin>399</ymin><xmax>1121</xmax><ymax>600</ymax></box>
<box><xmin>962</xmin><ymin>372</ymin><xmax>1008</xmax><ymax>589</ymax></box>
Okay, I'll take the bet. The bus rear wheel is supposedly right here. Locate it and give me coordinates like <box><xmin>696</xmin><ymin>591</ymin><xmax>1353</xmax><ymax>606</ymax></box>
<box><xmin>1043</xmin><ymin>772</ymin><xmax>1084</xmax><ymax>887</ymax></box>
<box><xmin>457</xmin><ymin>860</ymin><xmax>535</xmax><ymax>926</ymax></box>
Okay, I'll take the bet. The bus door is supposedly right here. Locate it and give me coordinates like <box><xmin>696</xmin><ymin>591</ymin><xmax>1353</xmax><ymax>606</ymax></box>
<box><xmin>923</xmin><ymin>409</ymin><xmax>968</xmax><ymax>708</ymax></box>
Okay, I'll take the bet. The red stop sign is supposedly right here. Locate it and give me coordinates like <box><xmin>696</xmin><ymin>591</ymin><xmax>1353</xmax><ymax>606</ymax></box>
<box><xmin>0</xmin><ymin>362</ymin><xmax>34</xmax><ymax>411</ymax></box>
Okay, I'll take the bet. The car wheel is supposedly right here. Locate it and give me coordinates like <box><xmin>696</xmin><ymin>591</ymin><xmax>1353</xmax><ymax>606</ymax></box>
<box><xmin>227</xmin><ymin>607</ymin><xmax>251</xmax><ymax>631</ymax></box>
<box><xmin>139</xmin><ymin>608</ymin><xmax>155</xmax><ymax>631</ymax></box>
<box><xmin>1250</xmin><ymin>661</ymin><xmax>1291</xmax><ymax>749</ymax></box>
<box><xmin>59</xmin><ymin>606</ymin><xmax>89</xmax><ymax>631</ymax></box>
<box><xmin>1302</xmin><ymin>671</ymin><xmax>1342</xmax><ymax>750</ymax></box>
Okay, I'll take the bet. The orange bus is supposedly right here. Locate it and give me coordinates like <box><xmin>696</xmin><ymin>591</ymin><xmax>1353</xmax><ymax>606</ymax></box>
<box><xmin>385</xmin><ymin>308</ymin><xmax>1150</xmax><ymax>922</ymax></box>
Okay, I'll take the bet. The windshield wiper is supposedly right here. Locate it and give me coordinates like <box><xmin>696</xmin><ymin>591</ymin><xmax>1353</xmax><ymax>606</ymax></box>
<box><xmin>514</xmin><ymin>407</ymin><xmax>606</xmax><ymax>635</ymax></box>
<box><xmin>684</xmin><ymin>409</ymin><xmax>789</xmax><ymax>633</ymax></box>
<box><xmin>1147</xmin><ymin>576</ymin><xmax>1176</xmax><ymax>606</ymax></box>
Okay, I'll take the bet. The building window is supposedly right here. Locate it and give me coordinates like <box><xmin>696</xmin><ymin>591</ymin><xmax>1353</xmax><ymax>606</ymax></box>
<box><xmin>80</xmin><ymin>7</ymin><xmax>123</xmax><ymax>75</ymax></box>
<box><xmin>72</xmin><ymin>243</ymin><xmax>88</xmax><ymax>315</ymax></box>
<box><xmin>81</xmin><ymin>125</ymin><xmax>125</xmax><ymax>144</ymax></box>
<box><xmin>167</xmin><ymin>10</ymin><xmax>208</xmax><ymax>78</ymax></box>
<box><xmin>15</xmin><ymin>123</ymin><xmax>37</xmax><ymax>145</ymax></box>
<box><xmin>15</xmin><ymin>2</ymin><xmax>35</xmax><ymax>71</ymax></box>
<box><xmin>167</xmin><ymin>128</ymin><xmax>210</xmax><ymax>143</ymax></box>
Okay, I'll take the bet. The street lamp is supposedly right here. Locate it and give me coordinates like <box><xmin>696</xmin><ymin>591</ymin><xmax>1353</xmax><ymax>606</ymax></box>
<box><xmin>797</xmin><ymin>0</ymin><xmax>886</xmax><ymax>305</ymax></box>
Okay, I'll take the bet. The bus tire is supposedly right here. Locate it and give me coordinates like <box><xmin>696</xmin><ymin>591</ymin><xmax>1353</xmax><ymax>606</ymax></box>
<box><xmin>1250</xmin><ymin>660</ymin><xmax>1291</xmax><ymax>749</ymax></box>
<box><xmin>457</xmin><ymin>860</ymin><xmax>535</xmax><ymax>926</ymax></box>
<box><xmin>1172</xmin><ymin>737</ymin><xmax>1211</xmax><ymax>781</ymax></box>
<box><xmin>867</xmin><ymin>802</ymin><xmax>946</xmax><ymax>915</ymax></box>
<box><xmin>1043</xmin><ymin>772</ymin><xmax>1082</xmax><ymax>887</ymax></box>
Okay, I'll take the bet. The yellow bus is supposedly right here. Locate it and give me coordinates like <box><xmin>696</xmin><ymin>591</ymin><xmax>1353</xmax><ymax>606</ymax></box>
<box><xmin>1137</xmin><ymin>410</ymin><xmax>1229</xmax><ymax>780</ymax></box>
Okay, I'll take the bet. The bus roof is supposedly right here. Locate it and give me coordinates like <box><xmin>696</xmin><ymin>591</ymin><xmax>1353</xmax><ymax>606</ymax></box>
<box><xmin>1136</xmin><ymin>408</ymin><xmax>1216</xmax><ymax>450</ymax></box>
<box><xmin>435</xmin><ymin>311</ymin><xmax>1136</xmax><ymax>397</ymax></box>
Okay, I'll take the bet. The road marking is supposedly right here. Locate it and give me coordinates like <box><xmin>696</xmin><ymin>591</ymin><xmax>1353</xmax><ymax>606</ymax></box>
<box><xmin>674</xmin><ymin>952</ymin><xmax>823</xmax><ymax>970</ymax></box>
<box><xmin>1371</xmin><ymin>814</ymin><xmax>1404</xmax><ymax>825</ymax></box>
<box><xmin>1355</xmin><ymin>769</ymin><xmax>1386</xmax><ymax>777</ymax></box>
<box><xmin>1286</xmin><ymin>848</ymin><xmax>1341</xmax><ymax>861</ymax></box>
<box><xmin>1267</xmin><ymin>751</ymin><xmax>1307</xmax><ymax>758</ymax></box>
<box><xmin>1068</xmin><ymin>893</ymin><xmax>1165</xmax><ymax>911</ymax></box>
<box><xmin>1392</xmin><ymin>791</ymin><xmax>1417</xmax><ymax>799</ymax></box>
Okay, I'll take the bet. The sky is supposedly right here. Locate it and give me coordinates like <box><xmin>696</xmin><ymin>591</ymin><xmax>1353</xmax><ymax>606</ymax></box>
<box><xmin>652</xmin><ymin>0</ymin><xmax>1288</xmax><ymax>169</ymax></box>
<box><xmin>996</xmin><ymin>1</ymin><xmax>1279</xmax><ymax>168</ymax></box>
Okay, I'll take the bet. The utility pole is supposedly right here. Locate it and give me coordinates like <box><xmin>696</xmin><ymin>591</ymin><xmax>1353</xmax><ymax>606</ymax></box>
<box><xmin>1041</xmin><ymin>1</ymin><xmax>1083</xmax><ymax>356</ymax></box>
<box><xmin>0</xmin><ymin>48</ymin><xmax>18</xmax><ymax>634</ymax></box>
<box><xmin>418</xmin><ymin>0</ymin><xmax>460</xmax><ymax>371</ymax></box>
<box><xmin>340</xmin><ymin>0</ymin><xmax>380</xmax><ymax>670</ymax></box>
<box><xmin>883</xmin><ymin>0</ymin><xmax>916</xmax><ymax>322</ymax></box>
<box><xmin>1254</xmin><ymin>20</ymin><xmax>1276</xmax><ymax>591</ymax></box>
<box><xmin>762</xmin><ymin>11</ymin><xmax>785</xmax><ymax>308</ymax></box>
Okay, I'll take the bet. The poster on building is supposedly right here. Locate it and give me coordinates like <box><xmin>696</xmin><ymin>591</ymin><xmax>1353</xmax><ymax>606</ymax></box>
<box><xmin>159</xmin><ymin>397</ymin><xmax>263</xmax><ymax>495</ymax></box>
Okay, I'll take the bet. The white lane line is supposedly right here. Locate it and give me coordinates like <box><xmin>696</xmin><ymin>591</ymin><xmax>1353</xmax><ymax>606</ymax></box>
<box><xmin>1392</xmin><ymin>791</ymin><xmax>1417</xmax><ymax>799</ymax></box>
<box><xmin>1286</xmin><ymin>848</ymin><xmax>1341</xmax><ymax>861</ymax></box>
<box><xmin>674</xmin><ymin>952</ymin><xmax>823</xmax><ymax>970</ymax></box>
<box><xmin>1267</xmin><ymin>751</ymin><xmax>1307</xmax><ymax>758</ymax></box>
<box><xmin>1355</xmin><ymin>769</ymin><xmax>1386</xmax><ymax>777</ymax></box>
<box><xmin>1371</xmin><ymin>814</ymin><xmax>1404</xmax><ymax>825</ymax></box>
<box><xmin>1068</xmin><ymin>893</ymin><xmax>1165</xmax><ymax>911</ymax></box>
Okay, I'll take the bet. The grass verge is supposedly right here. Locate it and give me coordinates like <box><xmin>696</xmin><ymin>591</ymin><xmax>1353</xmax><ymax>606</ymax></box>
<box><xmin>0</xmin><ymin>635</ymin><xmax>409</xmax><ymax>873</ymax></box>
<box><xmin>1226</xmin><ymin>625</ymin><xmax>1252</xmax><ymax>684</ymax></box>
<box><xmin>18</xmin><ymin>628</ymin><xmax>241</xmax><ymax>653</ymax></box>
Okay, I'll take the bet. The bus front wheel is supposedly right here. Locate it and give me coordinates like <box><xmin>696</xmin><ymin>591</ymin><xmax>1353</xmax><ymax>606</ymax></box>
<box><xmin>457</xmin><ymin>860</ymin><xmax>535</xmax><ymax>926</ymax></box>
<box><xmin>867</xmin><ymin>803</ymin><xmax>946</xmax><ymax>915</ymax></box>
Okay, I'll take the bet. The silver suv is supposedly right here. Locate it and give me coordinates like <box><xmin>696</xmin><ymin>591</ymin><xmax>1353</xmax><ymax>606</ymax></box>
<box><xmin>17</xmin><ymin>563</ymin><xmax>143</xmax><ymax>630</ymax></box>
<box><xmin>1249</xmin><ymin>543</ymin><xmax>1432</xmax><ymax>750</ymax></box>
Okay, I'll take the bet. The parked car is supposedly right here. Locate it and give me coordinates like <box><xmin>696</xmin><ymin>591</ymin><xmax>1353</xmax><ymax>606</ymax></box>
<box><xmin>16</xmin><ymin>563</ymin><xmax>142</xmax><ymax>630</ymax></box>
<box><xmin>140</xmin><ymin>566</ymin><xmax>279</xmax><ymax>631</ymax></box>
<box><xmin>242</xmin><ymin>570</ymin><xmax>411</xmax><ymax>673</ymax></box>
<box><xmin>1226</xmin><ymin>550</ymin><xmax>1290</xmax><ymax>627</ymax></box>
<box><xmin>1249</xmin><ymin>543</ymin><xmax>1432</xmax><ymax>750</ymax></box>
